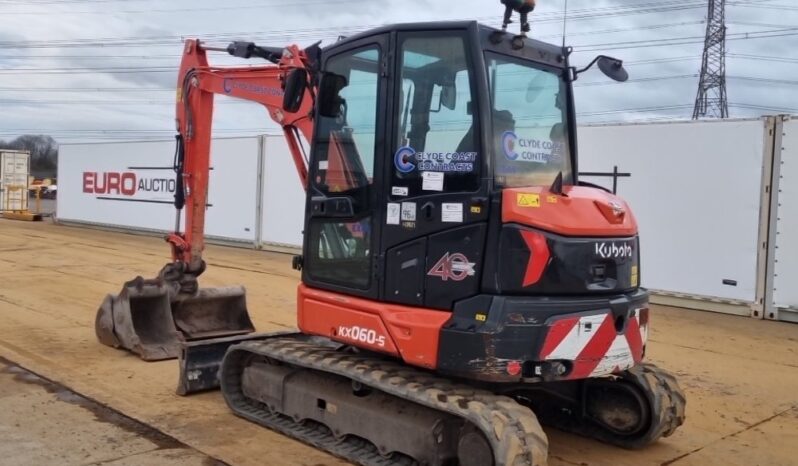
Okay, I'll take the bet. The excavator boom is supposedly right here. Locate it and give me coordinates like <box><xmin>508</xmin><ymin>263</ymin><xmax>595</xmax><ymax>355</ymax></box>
<box><xmin>95</xmin><ymin>39</ymin><xmax>317</xmax><ymax>360</ymax></box>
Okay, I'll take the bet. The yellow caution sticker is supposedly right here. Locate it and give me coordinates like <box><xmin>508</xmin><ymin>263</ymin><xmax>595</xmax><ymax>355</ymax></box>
<box><xmin>176</xmin><ymin>88</ymin><xmax>183</xmax><ymax>103</ymax></box>
<box><xmin>475</xmin><ymin>313</ymin><xmax>487</xmax><ymax>322</ymax></box>
<box><xmin>470</xmin><ymin>206</ymin><xmax>482</xmax><ymax>214</ymax></box>
<box><xmin>631</xmin><ymin>265</ymin><xmax>639</xmax><ymax>287</ymax></box>
<box><xmin>547</xmin><ymin>195</ymin><xmax>558</xmax><ymax>204</ymax></box>
<box><xmin>517</xmin><ymin>193</ymin><xmax>541</xmax><ymax>208</ymax></box>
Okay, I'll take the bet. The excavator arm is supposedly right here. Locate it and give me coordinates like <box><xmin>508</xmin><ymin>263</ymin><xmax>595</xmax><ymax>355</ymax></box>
<box><xmin>170</xmin><ymin>39</ymin><xmax>317</xmax><ymax>275</ymax></box>
<box><xmin>95</xmin><ymin>39</ymin><xmax>319</xmax><ymax>361</ymax></box>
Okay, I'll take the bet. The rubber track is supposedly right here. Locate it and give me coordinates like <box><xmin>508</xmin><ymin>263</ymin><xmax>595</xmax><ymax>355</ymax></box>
<box><xmin>220</xmin><ymin>337</ymin><xmax>549</xmax><ymax>466</ymax></box>
<box><xmin>547</xmin><ymin>363</ymin><xmax>686</xmax><ymax>449</ymax></box>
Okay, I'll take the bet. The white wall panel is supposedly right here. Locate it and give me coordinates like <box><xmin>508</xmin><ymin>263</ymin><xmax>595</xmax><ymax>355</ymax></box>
<box><xmin>56</xmin><ymin>120</ymin><xmax>781</xmax><ymax>308</ymax></box>
<box><xmin>205</xmin><ymin>137</ymin><xmax>260</xmax><ymax>242</ymax></box>
<box><xmin>578</xmin><ymin>119</ymin><xmax>767</xmax><ymax>302</ymax></box>
<box><xmin>773</xmin><ymin>118</ymin><xmax>798</xmax><ymax>315</ymax></box>
<box><xmin>57</xmin><ymin>138</ymin><xmax>259</xmax><ymax>242</ymax></box>
<box><xmin>259</xmin><ymin>135</ymin><xmax>306</xmax><ymax>248</ymax></box>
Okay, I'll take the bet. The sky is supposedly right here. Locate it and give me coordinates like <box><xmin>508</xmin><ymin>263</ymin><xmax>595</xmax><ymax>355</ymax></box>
<box><xmin>0</xmin><ymin>0</ymin><xmax>796</xmax><ymax>144</ymax></box>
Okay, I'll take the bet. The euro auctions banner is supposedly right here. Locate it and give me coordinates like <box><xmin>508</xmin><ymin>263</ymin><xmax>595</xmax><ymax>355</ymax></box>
<box><xmin>58</xmin><ymin>137</ymin><xmax>260</xmax><ymax>242</ymax></box>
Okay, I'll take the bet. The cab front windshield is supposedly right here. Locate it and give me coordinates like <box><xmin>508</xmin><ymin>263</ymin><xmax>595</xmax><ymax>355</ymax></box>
<box><xmin>487</xmin><ymin>53</ymin><xmax>573</xmax><ymax>188</ymax></box>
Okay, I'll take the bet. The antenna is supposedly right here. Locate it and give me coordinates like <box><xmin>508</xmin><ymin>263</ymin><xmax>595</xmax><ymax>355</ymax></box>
<box><xmin>562</xmin><ymin>0</ymin><xmax>569</xmax><ymax>48</ymax></box>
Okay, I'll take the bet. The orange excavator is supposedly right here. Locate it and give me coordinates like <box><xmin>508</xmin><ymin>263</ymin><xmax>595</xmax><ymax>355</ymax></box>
<box><xmin>95</xmin><ymin>16</ymin><xmax>685</xmax><ymax>466</ymax></box>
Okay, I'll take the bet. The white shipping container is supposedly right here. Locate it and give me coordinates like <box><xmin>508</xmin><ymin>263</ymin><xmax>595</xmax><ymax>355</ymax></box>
<box><xmin>0</xmin><ymin>150</ymin><xmax>30</xmax><ymax>212</ymax></box>
<box><xmin>770</xmin><ymin>117</ymin><xmax>798</xmax><ymax>322</ymax></box>
<box><xmin>577</xmin><ymin>118</ymin><xmax>770</xmax><ymax>305</ymax></box>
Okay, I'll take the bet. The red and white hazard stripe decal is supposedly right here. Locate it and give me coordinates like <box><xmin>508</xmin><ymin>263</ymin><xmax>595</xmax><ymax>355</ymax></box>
<box><xmin>539</xmin><ymin>308</ymin><xmax>649</xmax><ymax>379</ymax></box>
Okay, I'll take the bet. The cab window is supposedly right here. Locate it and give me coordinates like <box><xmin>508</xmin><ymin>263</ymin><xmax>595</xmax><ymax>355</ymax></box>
<box><xmin>393</xmin><ymin>34</ymin><xmax>479</xmax><ymax>196</ymax></box>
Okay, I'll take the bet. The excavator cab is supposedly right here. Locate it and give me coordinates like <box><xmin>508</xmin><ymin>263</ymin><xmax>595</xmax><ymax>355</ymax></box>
<box><xmin>299</xmin><ymin>22</ymin><xmax>629</xmax><ymax>312</ymax></box>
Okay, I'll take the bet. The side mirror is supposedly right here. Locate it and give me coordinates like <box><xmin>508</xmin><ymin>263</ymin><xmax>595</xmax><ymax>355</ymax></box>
<box><xmin>575</xmin><ymin>55</ymin><xmax>629</xmax><ymax>83</ymax></box>
<box><xmin>440</xmin><ymin>82</ymin><xmax>457</xmax><ymax>110</ymax></box>
<box><xmin>318</xmin><ymin>72</ymin><xmax>348</xmax><ymax>118</ymax></box>
<box><xmin>597</xmin><ymin>56</ymin><xmax>629</xmax><ymax>82</ymax></box>
<box><xmin>283</xmin><ymin>69</ymin><xmax>307</xmax><ymax>113</ymax></box>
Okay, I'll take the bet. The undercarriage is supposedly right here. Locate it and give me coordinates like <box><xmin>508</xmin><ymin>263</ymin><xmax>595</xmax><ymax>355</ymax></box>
<box><xmin>217</xmin><ymin>335</ymin><xmax>685</xmax><ymax>466</ymax></box>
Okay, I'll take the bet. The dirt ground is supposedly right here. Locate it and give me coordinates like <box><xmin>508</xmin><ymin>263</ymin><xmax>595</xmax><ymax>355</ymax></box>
<box><xmin>0</xmin><ymin>219</ymin><xmax>796</xmax><ymax>466</ymax></box>
<box><xmin>0</xmin><ymin>358</ymin><xmax>219</xmax><ymax>466</ymax></box>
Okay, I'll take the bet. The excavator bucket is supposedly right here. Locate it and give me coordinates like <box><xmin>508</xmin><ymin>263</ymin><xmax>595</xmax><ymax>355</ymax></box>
<box><xmin>172</xmin><ymin>287</ymin><xmax>255</xmax><ymax>340</ymax></box>
<box><xmin>95</xmin><ymin>277</ymin><xmax>254</xmax><ymax>361</ymax></box>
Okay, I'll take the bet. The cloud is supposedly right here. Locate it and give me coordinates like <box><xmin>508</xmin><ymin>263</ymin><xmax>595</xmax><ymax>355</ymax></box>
<box><xmin>0</xmin><ymin>0</ymin><xmax>795</xmax><ymax>143</ymax></box>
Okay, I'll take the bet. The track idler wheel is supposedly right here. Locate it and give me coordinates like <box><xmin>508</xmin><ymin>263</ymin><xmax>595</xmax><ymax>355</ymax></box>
<box><xmin>523</xmin><ymin>363</ymin><xmax>685</xmax><ymax>450</ymax></box>
<box><xmin>583</xmin><ymin>363</ymin><xmax>686</xmax><ymax>448</ymax></box>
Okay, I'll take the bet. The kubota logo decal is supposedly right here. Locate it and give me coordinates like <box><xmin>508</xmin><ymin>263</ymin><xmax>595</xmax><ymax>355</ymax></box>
<box><xmin>595</xmin><ymin>242</ymin><xmax>634</xmax><ymax>259</ymax></box>
<box><xmin>428</xmin><ymin>252</ymin><xmax>476</xmax><ymax>281</ymax></box>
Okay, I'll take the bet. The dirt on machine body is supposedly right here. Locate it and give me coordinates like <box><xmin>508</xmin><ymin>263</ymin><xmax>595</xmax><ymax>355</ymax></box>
<box><xmin>94</xmin><ymin>14</ymin><xmax>686</xmax><ymax>466</ymax></box>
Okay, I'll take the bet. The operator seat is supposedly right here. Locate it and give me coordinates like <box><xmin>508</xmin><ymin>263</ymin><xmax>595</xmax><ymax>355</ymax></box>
<box><xmin>455</xmin><ymin>108</ymin><xmax>516</xmax><ymax>154</ymax></box>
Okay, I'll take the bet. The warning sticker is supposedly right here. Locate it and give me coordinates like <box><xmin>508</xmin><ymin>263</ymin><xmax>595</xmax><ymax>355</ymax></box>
<box><xmin>386</xmin><ymin>203</ymin><xmax>401</xmax><ymax>225</ymax></box>
<box><xmin>422</xmin><ymin>172</ymin><xmax>444</xmax><ymax>192</ymax></box>
<box><xmin>546</xmin><ymin>195</ymin><xmax>558</xmax><ymax>204</ymax></box>
<box><xmin>441</xmin><ymin>203</ymin><xmax>464</xmax><ymax>223</ymax></box>
<box><xmin>631</xmin><ymin>265</ymin><xmax>639</xmax><ymax>287</ymax></box>
<box><xmin>401</xmin><ymin>202</ymin><xmax>416</xmax><ymax>222</ymax></box>
<box><xmin>517</xmin><ymin>193</ymin><xmax>541</xmax><ymax>208</ymax></box>
<box><xmin>392</xmin><ymin>186</ymin><xmax>409</xmax><ymax>197</ymax></box>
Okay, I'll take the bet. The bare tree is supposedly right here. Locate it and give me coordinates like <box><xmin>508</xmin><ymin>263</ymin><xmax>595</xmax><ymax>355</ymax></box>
<box><xmin>0</xmin><ymin>135</ymin><xmax>58</xmax><ymax>178</ymax></box>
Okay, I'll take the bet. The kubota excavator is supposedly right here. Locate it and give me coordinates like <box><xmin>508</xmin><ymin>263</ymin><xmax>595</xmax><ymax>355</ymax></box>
<box><xmin>95</xmin><ymin>16</ymin><xmax>686</xmax><ymax>466</ymax></box>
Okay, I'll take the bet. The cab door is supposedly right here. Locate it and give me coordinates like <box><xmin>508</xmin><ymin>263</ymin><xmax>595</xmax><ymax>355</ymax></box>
<box><xmin>301</xmin><ymin>35</ymin><xmax>389</xmax><ymax>300</ymax></box>
<box><xmin>381</xmin><ymin>28</ymin><xmax>490</xmax><ymax>310</ymax></box>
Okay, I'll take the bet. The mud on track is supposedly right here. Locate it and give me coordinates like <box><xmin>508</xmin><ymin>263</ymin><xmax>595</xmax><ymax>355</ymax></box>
<box><xmin>0</xmin><ymin>219</ymin><xmax>797</xmax><ymax>466</ymax></box>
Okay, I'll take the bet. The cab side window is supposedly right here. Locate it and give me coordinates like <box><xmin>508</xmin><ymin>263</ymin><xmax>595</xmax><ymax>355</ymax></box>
<box><xmin>393</xmin><ymin>34</ymin><xmax>479</xmax><ymax>196</ymax></box>
<box><xmin>306</xmin><ymin>46</ymin><xmax>381</xmax><ymax>290</ymax></box>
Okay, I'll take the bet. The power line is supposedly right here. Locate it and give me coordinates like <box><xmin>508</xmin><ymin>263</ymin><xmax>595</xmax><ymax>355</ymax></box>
<box><xmin>728</xmin><ymin>75</ymin><xmax>798</xmax><ymax>85</ymax></box>
<box><xmin>0</xmin><ymin>0</ymin><xmax>718</xmax><ymax>32</ymax></box>
<box><xmin>0</xmin><ymin>21</ymin><xmax>704</xmax><ymax>58</ymax></box>
<box><xmin>729</xmin><ymin>102</ymin><xmax>798</xmax><ymax>113</ymax></box>
<box><xmin>3</xmin><ymin>27</ymin><xmax>796</xmax><ymax>75</ymax></box>
<box><xmin>728</xmin><ymin>2</ymin><xmax>798</xmax><ymax>11</ymax></box>
<box><xmin>727</xmin><ymin>53</ymin><xmax>798</xmax><ymax>63</ymax></box>
<box><xmin>0</xmin><ymin>0</ymin><xmax>373</xmax><ymax>15</ymax></box>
